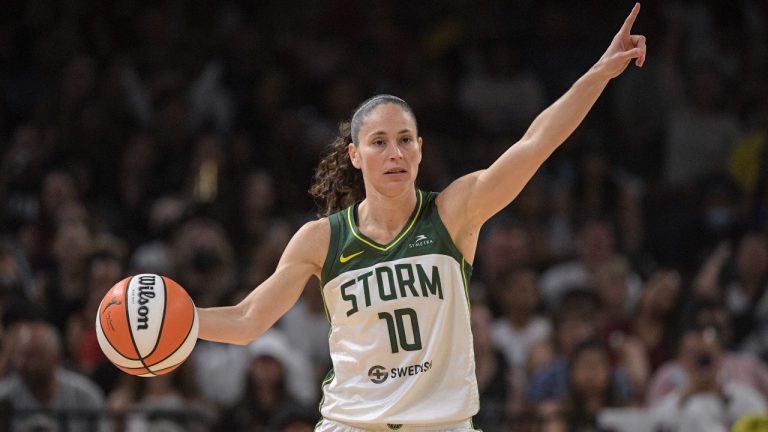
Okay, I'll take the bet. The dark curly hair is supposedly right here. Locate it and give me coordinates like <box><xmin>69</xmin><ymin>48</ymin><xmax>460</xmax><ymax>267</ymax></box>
<box><xmin>309</xmin><ymin>95</ymin><xmax>416</xmax><ymax>217</ymax></box>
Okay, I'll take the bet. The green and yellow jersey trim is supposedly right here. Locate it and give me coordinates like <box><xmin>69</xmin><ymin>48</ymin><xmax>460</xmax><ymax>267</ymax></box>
<box><xmin>346</xmin><ymin>190</ymin><xmax>424</xmax><ymax>252</ymax></box>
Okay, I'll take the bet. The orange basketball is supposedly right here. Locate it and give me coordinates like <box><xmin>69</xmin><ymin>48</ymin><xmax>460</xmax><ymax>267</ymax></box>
<box><xmin>95</xmin><ymin>274</ymin><xmax>198</xmax><ymax>377</ymax></box>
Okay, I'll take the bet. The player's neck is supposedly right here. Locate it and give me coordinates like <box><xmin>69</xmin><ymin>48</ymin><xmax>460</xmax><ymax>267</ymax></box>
<box><xmin>358</xmin><ymin>188</ymin><xmax>417</xmax><ymax>236</ymax></box>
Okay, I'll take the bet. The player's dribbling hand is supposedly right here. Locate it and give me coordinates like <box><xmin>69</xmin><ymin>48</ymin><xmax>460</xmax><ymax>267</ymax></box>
<box><xmin>595</xmin><ymin>2</ymin><xmax>647</xmax><ymax>79</ymax></box>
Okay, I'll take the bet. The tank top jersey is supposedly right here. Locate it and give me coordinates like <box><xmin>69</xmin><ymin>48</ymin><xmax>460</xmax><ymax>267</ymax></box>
<box><xmin>318</xmin><ymin>189</ymin><xmax>479</xmax><ymax>425</ymax></box>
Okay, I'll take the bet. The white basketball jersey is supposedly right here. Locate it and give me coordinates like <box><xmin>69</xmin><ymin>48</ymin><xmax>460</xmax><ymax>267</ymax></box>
<box><xmin>319</xmin><ymin>190</ymin><xmax>479</xmax><ymax>426</ymax></box>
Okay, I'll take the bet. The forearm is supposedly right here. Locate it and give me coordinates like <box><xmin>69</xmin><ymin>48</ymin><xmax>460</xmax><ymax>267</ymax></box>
<box><xmin>195</xmin><ymin>221</ymin><xmax>326</xmax><ymax>346</ymax></box>
<box><xmin>465</xmin><ymin>67</ymin><xmax>613</xmax><ymax>221</ymax></box>
<box><xmin>520</xmin><ymin>67</ymin><xmax>611</xmax><ymax>154</ymax></box>
<box><xmin>197</xmin><ymin>277</ymin><xmax>305</xmax><ymax>345</ymax></box>
<box><xmin>445</xmin><ymin>4</ymin><xmax>644</xmax><ymax>227</ymax></box>
<box><xmin>520</xmin><ymin>2</ymin><xmax>644</xmax><ymax>151</ymax></box>
<box><xmin>197</xmin><ymin>304</ymin><xmax>259</xmax><ymax>345</ymax></box>
<box><xmin>693</xmin><ymin>242</ymin><xmax>730</xmax><ymax>299</ymax></box>
<box><xmin>197</xmin><ymin>262</ymin><xmax>317</xmax><ymax>346</ymax></box>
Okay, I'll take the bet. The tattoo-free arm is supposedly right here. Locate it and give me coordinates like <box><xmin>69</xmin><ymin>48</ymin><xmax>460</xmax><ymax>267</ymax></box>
<box><xmin>197</xmin><ymin>219</ymin><xmax>328</xmax><ymax>345</ymax></box>
<box><xmin>440</xmin><ymin>4</ymin><xmax>647</xmax><ymax>237</ymax></box>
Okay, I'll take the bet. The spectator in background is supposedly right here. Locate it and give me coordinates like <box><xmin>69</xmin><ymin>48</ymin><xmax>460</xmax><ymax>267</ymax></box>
<box><xmin>458</xmin><ymin>42</ymin><xmax>546</xmax><ymax>136</ymax></box>
<box><xmin>593</xmin><ymin>256</ymin><xmax>652</xmax><ymax>397</ymax></box>
<box><xmin>623</xmin><ymin>268</ymin><xmax>683</xmax><ymax>374</ymax></box>
<box><xmin>278</xmin><ymin>277</ymin><xmax>332</xmax><ymax>383</ymax></box>
<box><xmin>730</xmin><ymin>232</ymin><xmax>768</xmax><ymax>358</ymax></box>
<box><xmin>0</xmin><ymin>241</ymin><xmax>33</xmax><ymax>378</ymax></box>
<box><xmin>491</xmin><ymin>269</ymin><xmax>551</xmax><ymax>374</ymax></box>
<box><xmin>662</xmin><ymin>62</ymin><xmax>742</xmax><ymax>188</ymax></box>
<box><xmin>476</xmin><ymin>218</ymin><xmax>533</xmax><ymax>295</ymax></box>
<box><xmin>559</xmin><ymin>338</ymin><xmax>632</xmax><ymax>431</ymax></box>
<box><xmin>129</xmin><ymin>194</ymin><xmax>188</xmax><ymax>276</ymax></box>
<box><xmin>268</xmin><ymin>406</ymin><xmax>320</xmax><ymax>432</ymax></box>
<box><xmin>509</xmin><ymin>173</ymin><xmax>573</xmax><ymax>268</ymax></box>
<box><xmin>650</xmin><ymin>324</ymin><xmax>766</xmax><ymax>432</ymax></box>
<box><xmin>65</xmin><ymin>249</ymin><xmax>126</xmax><ymax>394</ymax></box>
<box><xmin>0</xmin><ymin>240</ymin><xmax>32</xmax><ymax>312</ymax></box>
<box><xmin>192</xmin><ymin>327</ymin><xmax>316</xmax><ymax>423</ymax></box>
<box><xmin>230</xmin><ymin>169</ymin><xmax>280</xmax><ymax>258</ymax></box>
<box><xmin>0</xmin><ymin>321</ymin><xmax>106</xmax><ymax>432</ymax></box>
<box><xmin>108</xmin><ymin>362</ymin><xmax>213</xmax><ymax>432</ymax></box>
<box><xmin>0</xmin><ymin>124</ymin><xmax>53</xmax><ymax>234</ymax></box>
<box><xmin>117</xmin><ymin>132</ymin><xmax>161</xmax><ymax>237</ymax></box>
<box><xmin>225</xmin><ymin>330</ymin><xmax>315</xmax><ymax>431</ymax></box>
<box><xmin>539</xmin><ymin>217</ymin><xmax>642</xmax><ymax>309</ymax></box>
<box><xmin>190</xmin><ymin>322</ymin><xmax>252</xmax><ymax>412</ymax></box>
<box><xmin>568</xmin><ymin>145</ymin><xmax>644</xmax><ymax>255</ymax></box>
<box><xmin>44</xmin><ymin>201</ymin><xmax>94</xmax><ymax>329</ymax></box>
<box><xmin>21</xmin><ymin>169</ymin><xmax>83</xmax><ymax>263</ymax></box>
<box><xmin>171</xmin><ymin>216</ymin><xmax>237</xmax><ymax>308</ymax></box>
<box><xmin>472</xmin><ymin>303</ymin><xmax>512</xmax><ymax>432</ymax></box>
<box><xmin>694</xmin><ymin>232</ymin><xmax>768</xmax><ymax>359</ymax></box>
<box><xmin>593</xmin><ymin>255</ymin><xmax>638</xmax><ymax>330</ymax></box>
<box><xmin>241</xmin><ymin>219</ymin><xmax>293</xmax><ymax>291</ymax></box>
<box><xmin>526</xmin><ymin>290</ymin><xmax>633</xmax><ymax>404</ymax></box>
<box><xmin>647</xmin><ymin>301</ymin><xmax>768</xmax><ymax>405</ymax></box>
<box><xmin>691</xmin><ymin>175</ymin><xmax>744</xmax><ymax>254</ymax></box>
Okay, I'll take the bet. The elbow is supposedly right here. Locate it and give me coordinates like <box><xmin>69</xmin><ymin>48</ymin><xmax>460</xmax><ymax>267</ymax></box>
<box><xmin>231</xmin><ymin>337</ymin><xmax>253</xmax><ymax>346</ymax></box>
<box><xmin>230</xmin><ymin>327</ymin><xmax>262</xmax><ymax>346</ymax></box>
<box><xmin>231</xmin><ymin>305</ymin><xmax>266</xmax><ymax>346</ymax></box>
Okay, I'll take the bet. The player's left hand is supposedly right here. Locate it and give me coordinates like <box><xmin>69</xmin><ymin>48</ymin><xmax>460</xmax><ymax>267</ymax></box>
<box><xmin>595</xmin><ymin>2</ymin><xmax>647</xmax><ymax>79</ymax></box>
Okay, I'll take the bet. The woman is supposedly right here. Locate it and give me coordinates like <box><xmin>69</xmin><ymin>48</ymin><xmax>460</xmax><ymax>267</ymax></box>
<box><xmin>197</xmin><ymin>4</ymin><xmax>646</xmax><ymax>430</ymax></box>
<box><xmin>561</xmin><ymin>338</ymin><xmax>631</xmax><ymax>431</ymax></box>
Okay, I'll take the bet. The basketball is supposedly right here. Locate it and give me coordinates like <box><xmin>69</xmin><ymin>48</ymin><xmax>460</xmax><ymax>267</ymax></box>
<box><xmin>95</xmin><ymin>274</ymin><xmax>199</xmax><ymax>377</ymax></box>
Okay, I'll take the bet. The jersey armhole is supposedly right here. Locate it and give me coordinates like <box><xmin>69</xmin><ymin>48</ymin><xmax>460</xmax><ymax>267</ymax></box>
<box><xmin>428</xmin><ymin>192</ymin><xmax>474</xmax><ymax>273</ymax></box>
<box><xmin>320</xmin><ymin>213</ymin><xmax>341</xmax><ymax>285</ymax></box>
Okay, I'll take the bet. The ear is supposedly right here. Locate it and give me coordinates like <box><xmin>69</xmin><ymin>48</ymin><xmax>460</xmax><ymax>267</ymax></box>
<box><xmin>348</xmin><ymin>143</ymin><xmax>361</xmax><ymax>169</ymax></box>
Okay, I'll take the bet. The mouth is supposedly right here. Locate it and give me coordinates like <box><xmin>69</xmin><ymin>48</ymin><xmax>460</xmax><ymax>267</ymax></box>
<box><xmin>385</xmin><ymin>168</ymin><xmax>407</xmax><ymax>175</ymax></box>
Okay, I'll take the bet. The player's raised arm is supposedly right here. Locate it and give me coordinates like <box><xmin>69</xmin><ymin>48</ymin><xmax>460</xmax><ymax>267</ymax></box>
<box><xmin>197</xmin><ymin>219</ymin><xmax>329</xmax><ymax>345</ymax></box>
<box><xmin>441</xmin><ymin>3</ymin><xmax>646</xmax><ymax>228</ymax></box>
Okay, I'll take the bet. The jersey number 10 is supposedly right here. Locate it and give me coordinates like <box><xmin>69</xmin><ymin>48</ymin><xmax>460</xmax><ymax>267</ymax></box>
<box><xmin>378</xmin><ymin>308</ymin><xmax>422</xmax><ymax>353</ymax></box>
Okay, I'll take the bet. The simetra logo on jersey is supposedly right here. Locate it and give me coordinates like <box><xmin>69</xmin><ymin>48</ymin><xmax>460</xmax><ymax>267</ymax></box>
<box><xmin>368</xmin><ymin>360</ymin><xmax>433</xmax><ymax>384</ymax></box>
<box><xmin>408</xmin><ymin>234</ymin><xmax>433</xmax><ymax>249</ymax></box>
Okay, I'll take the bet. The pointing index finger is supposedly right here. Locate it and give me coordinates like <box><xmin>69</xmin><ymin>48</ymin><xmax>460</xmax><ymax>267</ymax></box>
<box><xmin>620</xmin><ymin>3</ymin><xmax>641</xmax><ymax>36</ymax></box>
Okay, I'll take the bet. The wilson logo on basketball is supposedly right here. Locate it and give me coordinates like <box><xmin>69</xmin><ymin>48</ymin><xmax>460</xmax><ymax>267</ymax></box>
<box><xmin>136</xmin><ymin>275</ymin><xmax>157</xmax><ymax>330</ymax></box>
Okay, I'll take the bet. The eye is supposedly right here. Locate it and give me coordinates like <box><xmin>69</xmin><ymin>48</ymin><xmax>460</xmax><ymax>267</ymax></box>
<box><xmin>372</xmin><ymin>139</ymin><xmax>386</xmax><ymax>146</ymax></box>
<box><xmin>400</xmin><ymin>136</ymin><xmax>412</xmax><ymax>144</ymax></box>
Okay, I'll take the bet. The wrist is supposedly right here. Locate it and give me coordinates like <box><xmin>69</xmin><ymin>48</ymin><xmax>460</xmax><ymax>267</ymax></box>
<box><xmin>584</xmin><ymin>62</ymin><xmax>614</xmax><ymax>85</ymax></box>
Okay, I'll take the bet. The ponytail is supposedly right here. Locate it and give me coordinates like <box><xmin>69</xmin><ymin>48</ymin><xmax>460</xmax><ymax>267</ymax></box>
<box><xmin>309</xmin><ymin>122</ymin><xmax>364</xmax><ymax>217</ymax></box>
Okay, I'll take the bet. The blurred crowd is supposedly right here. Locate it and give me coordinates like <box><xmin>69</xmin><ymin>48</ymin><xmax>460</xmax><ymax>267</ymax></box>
<box><xmin>1</xmin><ymin>0</ymin><xmax>768</xmax><ymax>431</ymax></box>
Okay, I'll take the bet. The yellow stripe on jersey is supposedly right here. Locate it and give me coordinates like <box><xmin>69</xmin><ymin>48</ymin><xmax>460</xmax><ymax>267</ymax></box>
<box><xmin>346</xmin><ymin>190</ymin><xmax>424</xmax><ymax>252</ymax></box>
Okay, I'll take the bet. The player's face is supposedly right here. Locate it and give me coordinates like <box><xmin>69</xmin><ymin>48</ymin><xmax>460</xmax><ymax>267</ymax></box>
<box><xmin>349</xmin><ymin>104</ymin><xmax>422</xmax><ymax>193</ymax></box>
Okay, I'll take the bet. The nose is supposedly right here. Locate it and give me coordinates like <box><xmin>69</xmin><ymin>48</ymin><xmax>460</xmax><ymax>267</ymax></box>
<box><xmin>387</xmin><ymin>141</ymin><xmax>404</xmax><ymax>159</ymax></box>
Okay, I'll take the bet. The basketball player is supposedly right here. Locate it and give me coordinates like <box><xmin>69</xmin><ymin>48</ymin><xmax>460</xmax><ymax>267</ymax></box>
<box><xmin>198</xmin><ymin>4</ymin><xmax>646</xmax><ymax>431</ymax></box>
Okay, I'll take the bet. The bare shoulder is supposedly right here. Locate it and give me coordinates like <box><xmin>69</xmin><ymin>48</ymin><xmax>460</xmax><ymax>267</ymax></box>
<box><xmin>296</xmin><ymin>218</ymin><xmax>331</xmax><ymax>238</ymax></box>
<box><xmin>281</xmin><ymin>218</ymin><xmax>331</xmax><ymax>274</ymax></box>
